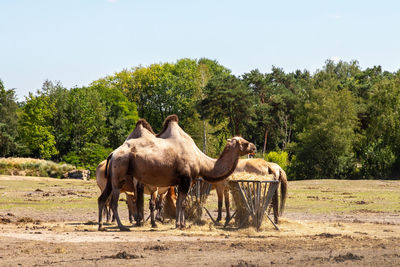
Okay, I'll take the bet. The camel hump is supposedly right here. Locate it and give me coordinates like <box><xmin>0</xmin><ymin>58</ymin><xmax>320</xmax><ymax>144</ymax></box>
<box><xmin>165</xmin><ymin>114</ymin><xmax>179</xmax><ymax>123</ymax></box>
<box><xmin>136</xmin><ymin>119</ymin><xmax>155</xmax><ymax>134</ymax></box>
<box><xmin>157</xmin><ymin>114</ymin><xmax>179</xmax><ymax>137</ymax></box>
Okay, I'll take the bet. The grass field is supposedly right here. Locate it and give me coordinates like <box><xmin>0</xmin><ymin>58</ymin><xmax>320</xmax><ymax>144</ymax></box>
<box><xmin>1</xmin><ymin>175</ymin><xmax>399</xmax><ymax>266</ymax></box>
<box><xmin>1</xmin><ymin>176</ymin><xmax>399</xmax><ymax>215</ymax></box>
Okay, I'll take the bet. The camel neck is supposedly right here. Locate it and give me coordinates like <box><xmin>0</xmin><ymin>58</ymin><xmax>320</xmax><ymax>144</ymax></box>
<box><xmin>199</xmin><ymin>147</ymin><xmax>240</xmax><ymax>183</ymax></box>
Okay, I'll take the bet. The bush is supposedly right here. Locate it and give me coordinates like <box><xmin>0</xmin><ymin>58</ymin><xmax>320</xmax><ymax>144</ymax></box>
<box><xmin>264</xmin><ymin>151</ymin><xmax>289</xmax><ymax>172</ymax></box>
<box><xmin>0</xmin><ymin>157</ymin><xmax>76</xmax><ymax>178</ymax></box>
<box><xmin>358</xmin><ymin>139</ymin><xmax>396</xmax><ymax>179</ymax></box>
<box><xmin>63</xmin><ymin>143</ymin><xmax>112</xmax><ymax>177</ymax></box>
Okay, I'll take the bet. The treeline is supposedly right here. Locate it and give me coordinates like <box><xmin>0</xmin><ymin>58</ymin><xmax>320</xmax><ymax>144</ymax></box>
<box><xmin>1</xmin><ymin>58</ymin><xmax>399</xmax><ymax>179</ymax></box>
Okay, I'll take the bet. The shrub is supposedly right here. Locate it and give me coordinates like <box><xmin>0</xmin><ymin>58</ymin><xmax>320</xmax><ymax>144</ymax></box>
<box><xmin>0</xmin><ymin>157</ymin><xmax>76</xmax><ymax>178</ymax></box>
<box><xmin>63</xmin><ymin>143</ymin><xmax>112</xmax><ymax>177</ymax></box>
<box><xmin>264</xmin><ymin>151</ymin><xmax>289</xmax><ymax>172</ymax></box>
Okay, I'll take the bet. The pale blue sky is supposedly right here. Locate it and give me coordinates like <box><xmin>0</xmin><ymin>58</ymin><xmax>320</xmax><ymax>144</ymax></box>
<box><xmin>1</xmin><ymin>0</ymin><xmax>399</xmax><ymax>100</ymax></box>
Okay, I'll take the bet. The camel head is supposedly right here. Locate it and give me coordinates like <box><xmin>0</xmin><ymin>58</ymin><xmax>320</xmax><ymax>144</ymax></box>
<box><xmin>226</xmin><ymin>136</ymin><xmax>256</xmax><ymax>156</ymax></box>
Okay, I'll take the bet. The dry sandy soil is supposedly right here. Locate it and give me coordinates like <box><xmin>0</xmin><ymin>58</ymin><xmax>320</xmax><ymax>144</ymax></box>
<box><xmin>0</xmin><ymin>176</ymin><xmax>399</xmax><ymax>266</ymax></box>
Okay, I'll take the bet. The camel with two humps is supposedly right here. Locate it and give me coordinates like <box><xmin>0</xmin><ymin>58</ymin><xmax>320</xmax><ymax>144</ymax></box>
<box><xmin>98</xmin><ymin>114</ymin><xmax>256</xmax><ymax>231</ymax></box>
<box><xmin>211</xmin><ymin>158</ymin><xmax>288</xmax><ymax>224</ymax></box>
<box><xmin>96</xmin><ymin>159</ymin><xmax>176</xmax><ymax>226</ymax></box>
<box><xmin>98</xmin><ymin>119</ymin><xmax>176</xmax><ymax>228</ymax></box>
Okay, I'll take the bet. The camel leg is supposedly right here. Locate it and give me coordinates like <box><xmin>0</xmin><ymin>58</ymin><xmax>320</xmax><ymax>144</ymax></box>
<box><xmin>216</xmin><ymin>185</ymin><xmax>223</xmax><ymax>222</ymax></box>
<box><xmin>126</xmin><ymin>193</ymin><xmax>135</xmax><ymax>224</ymax></box>
<box><xmin>155</xmin><ymin>193</ymin><xmax>164</xmax><ymax>222</ymax></box>
<box><xmin>135</xmin><ymin>182</ymin><xmax>144</xmax><ymax>226</ymax></box>
<box><xmin>103</xmin><ymin>197</ymin><xmax>111</xmax><ymax>223</ymax></box>
<box><xmin>98</xmin><ymin>183</ymin><xmax>112</xmax><ymax>231</ymax></box>
<box><xmin>176</xmin><ymin>176</ymin><xmax>191</xmax><ymax>228</ymax></box>
<box><xmin>224</xmin><ymin>187</ymin><xmax>231</xmax><ymax>222</ymax></box>
<box><xmin>272</xmin><ymin>189</ymin><xmax>279</xmax><ymax>224</ymax></box>
<box><xmin>149</xmin><ymin>191</ymin><xmax>158</xmax><ymax>228</ymax></box>
<box><xmin>110</xmin><ymin>188</ymin><xmax>130</xmax><ymax>231</ymax></box>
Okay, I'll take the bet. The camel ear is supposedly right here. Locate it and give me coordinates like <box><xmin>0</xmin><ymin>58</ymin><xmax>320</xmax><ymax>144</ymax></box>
<box><xmin>227</xmin><ymin>139</ymin><xmax>232</xmax><ymax>143</ymax></box>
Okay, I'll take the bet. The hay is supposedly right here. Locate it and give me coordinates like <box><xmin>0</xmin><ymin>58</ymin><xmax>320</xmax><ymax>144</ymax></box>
<box><xmin>229</xmin><ymin>172</ymin><xmax>274</xmax><ymax>181</ymax></box>
<box><xmin>228</xmin><ymin>172</ymin><xmax>275</xmax><ymax>228</ymax></box>
<box><xmin>185</xmin><ymin>180</ymin><xmax>212</xmax><ymax>223</ymax></box>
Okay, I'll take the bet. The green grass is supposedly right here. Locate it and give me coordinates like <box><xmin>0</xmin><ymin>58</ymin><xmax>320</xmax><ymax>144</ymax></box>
<box><xmin>285</xmin><ymin>179</ymin><xmax>400</xmax><ymax>214</ymax></box>
<box><xmin>0</xmin><ymin>179</ymin><xmax>98</xmax><ymax>211</ymax></box>
<box><xmin>1</xmin><ymin>178</ymin><xmax>399</xmax><ymax>216</ymax></box>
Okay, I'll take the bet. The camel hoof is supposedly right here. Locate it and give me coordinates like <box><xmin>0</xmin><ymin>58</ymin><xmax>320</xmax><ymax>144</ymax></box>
<box><xmin>151</xmin><ymin>223</ymin><xmax>158</xmax><ymax>228</ymax></box>
<box><xmin>176</xmin><ymin>223</ymin><xmax>186</xmax><ymax>229</ymax></box>
<box><xmin>98</xmin><ymin>226</ymin><xmax>106</xmax><ymax>231</ymax></box>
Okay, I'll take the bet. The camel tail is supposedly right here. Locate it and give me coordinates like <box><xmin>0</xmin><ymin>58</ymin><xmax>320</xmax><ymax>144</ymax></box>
<box><xmin>98</xmin><ymin>157</ymin><xmax>113</xmax><ymax>214</ymax></box>
<box><xmin>105</xmin><ymin>153</ymin><xmax>113</xmax><ymax>177</ymax></box>
<box><xmin>279</xmin><ymin>169</ymin><xmax>288</xmax><ymax>216</ymax></box>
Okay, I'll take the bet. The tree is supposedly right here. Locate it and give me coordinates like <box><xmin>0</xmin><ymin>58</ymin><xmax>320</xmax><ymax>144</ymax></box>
<box><xmin>92</xmin><ymin>59</ymin><xmax>202</xmax><ymax>131</ymax></box>
<box><xmin>0</xmin><ymin>80</ymin><xmax>19</xmax><ymax>156</ymax></box>
<box><xmin>64</xmin><ymin>87</ymin><xmax>107</xmax><ymax>153</ymax></box>
<box><xmin>18</xmin><ymin>92</ymin><xmax>58</xmax><ymax>159</ymax></box>
<box><xmin>291</xmin><ymin>88</ymin><xmax>359</xmax><ymax>179</ymax></box>
<box><xmin>93</xmin><ymin>84</ymin><xmax>138</xmax><ymax>149</ymax></box>
<box><xmin>357</xmin><ymin>76</ymin><xmax>400</xmax><ymax>178</ymax></box>
<box><xmin>199</xmin><ymin>74</ymin><xmax>254</xmax><ymax>136</ymax></box>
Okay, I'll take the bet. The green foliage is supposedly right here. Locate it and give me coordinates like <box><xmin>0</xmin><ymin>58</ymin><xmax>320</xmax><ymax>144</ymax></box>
<box><xmin>0</xmin><ymin>80</ymin><xmax>19</xmax><ymax>156</ymax></box>
<box><xmin>356</xmin><ymin>76</ymin><xmax>400</xmax><ymax>177</ymax></box>
<box><xmin>199</xmin><ymin>74</ymin><xmax>255</xmax><ymax>136</ymax></box>
<box><xmin>63</xmin><ymin>143</ymin><xmax>112</xmax><ymax>176</ymax></box>
<box><xmin>0</xmin><ymin>157</ymin><xmax>75</xmax><ymax>178</ymax></box>
<box><xmin>92</xmin><ymin>84</ymin><xmax>138</xmax><ymax>149</ymax></box>
<box><xmin>18</xmin><ymin>92</ymin><xmax>58</xmax><ymax>159</ymax></box>
<box><xmin>264</xmin><ymin>150</ymin><xmax>289</xmax><ymax>172</ymax></box>
<box><xmin>92</xmin><ymin>58</ymin><xmax>204</xmax><ymax>131</ymax></box>
<box><xmin>290</xmin><ymin>88</ymin><xmax>358</xmax><ymax>179</ymax></box>
<box><xmin>357</xmin><ymin>139</ymin><xmax>396</xmax><ymax>179</ymax></box>
<box><xmin>2</xmin><ymin>58</ymin><xmax>400</xmax><ymax>179</ymax></box>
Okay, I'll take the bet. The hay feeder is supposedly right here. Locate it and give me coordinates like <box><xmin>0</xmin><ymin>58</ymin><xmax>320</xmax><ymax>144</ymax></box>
<box><xmin>229</xmin><ymin>179</ymin><xmax>279</xmax><ymax>231</ymax></box>
<box><xmin>185</xmin><ymin>178</ymin><xmax>212</xmax><ymax>221</ymax></box>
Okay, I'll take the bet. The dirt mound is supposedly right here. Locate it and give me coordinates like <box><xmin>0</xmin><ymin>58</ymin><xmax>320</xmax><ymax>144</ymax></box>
<box><xmin>102</xmin><ymin>251</ymin><xmax>143</xmax><ymax>259</ymax></box>
<box><xmin>144</xmin><ymin>245</ymin><xmax>169</xmax><ymax>251</ymax></box>
<box><xmin>333</xmin><ymin>253</ymin><xmax>364</xmax><ymax>262</ymax></box>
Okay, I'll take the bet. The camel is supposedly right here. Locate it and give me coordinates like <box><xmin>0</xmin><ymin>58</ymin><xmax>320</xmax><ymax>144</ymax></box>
<box><xmin>96</xmin><ymin>160</ymin><xmax>176</xmax><ymax>226</ymax></box>
<box><xmin>98</xmin><ymin>119</ymin><xmax>176</xmax><ymax>228</ymax></box>
<box><xmin>212</xmin><ymin>158</ymin><xmax>288</xmax><ymax>224</ymax></box>
<box><xmin>96</xmin><ymin>160</ymin><xmax>136</xmax><ymax>223</ymax></box>
<box><xmin>98</xmin><ymin>114</ymin><xmax>256</xmax><ymax>230</ymax></box>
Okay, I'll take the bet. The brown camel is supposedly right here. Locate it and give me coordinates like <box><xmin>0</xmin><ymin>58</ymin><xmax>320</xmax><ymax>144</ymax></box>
<box><xmin>99</xmin><ymin>114</ymin><xmax>256</xmax><ymax>230</ymax></box>
<box><xmin>212</xmin><ymin>158</ymin><xmax>288</xmax><ymax>224</ymax></box>
<box><xmin>99</xmin><ymin>119</ymin><xmax>176</xmax><ymax>227</ymax></box>
<box><xmin>96</xmin><ymin>160</ymin><xmax>175</xmax><ymax>226</ymax></box>
<box><xmin>96</xmin><ymin>160</ymin><xmax>136</xmax><ymax>223</ymax></box>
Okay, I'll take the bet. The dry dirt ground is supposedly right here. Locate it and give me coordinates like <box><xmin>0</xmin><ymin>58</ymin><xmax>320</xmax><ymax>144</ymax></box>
<box><xmin>0</xmin><ymin>176</ymin><xmax>399</xmax><ymax>266</ymax></box>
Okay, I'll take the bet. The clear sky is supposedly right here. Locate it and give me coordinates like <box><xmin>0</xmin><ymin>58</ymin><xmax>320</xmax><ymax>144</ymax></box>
<box><xmin>1</xmin><ymin>0</ymin><xmax>399</xmax><ymax>100</ymax></box>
